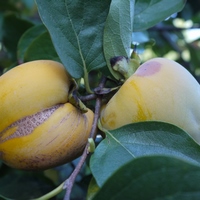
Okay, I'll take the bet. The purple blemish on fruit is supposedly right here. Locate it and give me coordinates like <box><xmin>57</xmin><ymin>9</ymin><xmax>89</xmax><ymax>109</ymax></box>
<box><xmin>135</xmin><ymin>61</ymin><xmax>161</xmax><ymax>76</ymax></box>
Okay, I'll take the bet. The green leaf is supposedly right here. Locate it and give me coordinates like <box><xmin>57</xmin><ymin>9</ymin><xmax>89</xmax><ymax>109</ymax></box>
<box><xmin>90</xmin><ymin>122</ymin><xmax>200</xmax><ymax>187</ymax></box>
<box><xmin>23</xmin><ymin>31</ymin><xmax>60</xmax><ymax>62</ymax></box>
<box><xmin>0</xmin><ymin>168</ymin><xmax>55</xmax><ymax>200</ymax></box>
<box><xmin>17</xmin><ymin>24</ymin><xmax>47</xmax><ymax>62</ymax></box>
<box><xmin>2</xmin><ymin>13</ymin><xmax>33</xmax><ymax>60</ymax></box>
<box><xmin>103</xmin><ymin>0</ymin><xmax>135</xmax><ymax>80</ymax></box>
<box><xmin>133</xmin><ymin>0</ymin><xmax>186</xmax><ymax>31</ymax></box>
<box><xmin>93</xmin><ymin>155</ymin><xmax>200</xmax><ymax>200</ymax></box>
<box><xmin>0</xmin><ymin>1</ymin><xmax>19</xmax><ymax>12</ymax></box>
<box><xmin>86</xmin><ymin>178</ymin><xmax>100</xmax><ymax>200</ymax></box>
<box><xmin>35</xmin><ymin>0</ymin><xmax>111</xmax><ymax>79</ymax></box>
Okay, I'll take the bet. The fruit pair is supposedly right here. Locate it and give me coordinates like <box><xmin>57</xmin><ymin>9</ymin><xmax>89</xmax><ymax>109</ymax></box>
<box><xmin>0</xmin><ymin>60</ymin><xmax>94</xmax><ymax>170</ymax></box>
<box><xmin>1</xmin><ymin>57</ymin><xmax>200</xmax><ymax>170</ymax></box>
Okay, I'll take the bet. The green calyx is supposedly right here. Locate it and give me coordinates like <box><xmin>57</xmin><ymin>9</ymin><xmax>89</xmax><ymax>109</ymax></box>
<box><xmin>68</xmin><ymin>79</ymin><xmax>88</xmax><ymax>114</ymax></box>
<box><xmin>110</xmin><ymin>51</ymin><xmax>141</xmax><ymax>81</ymax></box>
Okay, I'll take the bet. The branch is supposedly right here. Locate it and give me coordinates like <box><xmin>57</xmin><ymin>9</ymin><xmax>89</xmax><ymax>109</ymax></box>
<box><xmin>63</xmin><ymin>76</ymin><xmax>106</xmax><ymax>200</ymax></box>
<box><xmin>33</xmin><ymin>76</ymin><xmax>107</xmax><ymax>200</ymax></box>
<box><xmin>79</xmin><ymin>93</ymin><xmax>97</xmax><ymax>101</ymax></box>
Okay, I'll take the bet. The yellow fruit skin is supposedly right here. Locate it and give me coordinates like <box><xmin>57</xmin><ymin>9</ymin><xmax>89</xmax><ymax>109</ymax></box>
<box><xmin>100</xmin><ymin>58</ymin><xmax>200</xmax><ymax>144</ymax></box>
<box><xmin>0</xmin><ymin>60</ymin><xmax>94</xmax><ymax>170</ymax></box>
<box><xmin>0</xmin><ymin>60</ymin><xmax>70</xmax><ymax>133</ymax></box>
<box><xmin>0</xmin><ymin>103</ymin><xmax>93</xmax><ymax>170</ymax></box>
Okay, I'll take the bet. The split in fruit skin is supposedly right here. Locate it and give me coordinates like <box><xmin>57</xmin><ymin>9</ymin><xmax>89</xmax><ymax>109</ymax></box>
<box><xmin>0</xmin><ymin>60</ymin><xmax>94</xmax><ymax>170</ymax></box>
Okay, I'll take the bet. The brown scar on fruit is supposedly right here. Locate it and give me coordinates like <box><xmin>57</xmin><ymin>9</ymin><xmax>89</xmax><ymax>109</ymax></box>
<box><xmin>135</xmin><ymin>61</ymin><xmax>161</xmax><ymax>77</ymax></box>
<box><xmin>0</xmin><ymin>104</ymin><xmax>62</xmax><ymax>143</ymax></box>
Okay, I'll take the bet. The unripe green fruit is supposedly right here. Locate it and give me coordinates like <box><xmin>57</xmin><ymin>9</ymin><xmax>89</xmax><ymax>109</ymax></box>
<box><xmin>0</xmin><ymin>60</ymin><xmax>94</xmax><ymax>170</ymax></box>
<box><xmin>100</xmin><ymin>58</ymin><xmax>200</xmax><ymax>144</ymax></box>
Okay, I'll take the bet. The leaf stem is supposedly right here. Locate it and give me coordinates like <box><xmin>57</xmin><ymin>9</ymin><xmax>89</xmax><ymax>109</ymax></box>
<box><xmin>84</xmin><ymin>70</ymin><xmax>93</xmax><ymax>94</ymax></box>
<box><xmin>33</xmin><ymin>182</ymin><xmax>64</xmax><ymax>200</ymax></box>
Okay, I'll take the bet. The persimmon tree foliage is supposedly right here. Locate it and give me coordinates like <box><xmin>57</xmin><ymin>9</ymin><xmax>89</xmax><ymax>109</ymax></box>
<box><xmin>1</xmin><ymin>0</ymin><xmax>200</xmax><ymax>200</ymax></box>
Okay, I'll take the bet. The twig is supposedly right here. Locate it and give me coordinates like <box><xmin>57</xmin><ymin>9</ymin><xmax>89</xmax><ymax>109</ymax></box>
<box><xmin>79</xmin><ymin>93</ymin><xmax>97</xmax><ymax>101</ymax></box>
<box><xmin>63</xmin><ymin>145</ymin><xmax>89</xmax><ymax>200</ymax></box>
<box><xmin>63</xmin><ymin>76</ymin><xmax>106</xmax><ymax>200</ymax></box>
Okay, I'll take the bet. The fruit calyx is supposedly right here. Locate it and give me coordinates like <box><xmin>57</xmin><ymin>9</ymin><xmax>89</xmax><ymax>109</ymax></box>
<box><xmin>68</xmin><ymin>79</ymin><xmax>88</xmax><ymax>113</ymax></box>
<box><xmin>110</xmin><ymin>51</ymin><xmax>141</xmax><ymax>81</ymax></box>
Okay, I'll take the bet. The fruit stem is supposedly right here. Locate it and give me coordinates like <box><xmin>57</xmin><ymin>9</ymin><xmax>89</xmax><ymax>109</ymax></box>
<box><xmin>69</xmin><ymin>89</ymin><xmax>88</xmax><ymax>113</ymax></box>
<box><xmin>111</xmin><ymin>51</ymin><xmax>141</xmax><ymax>80</ymax></box>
